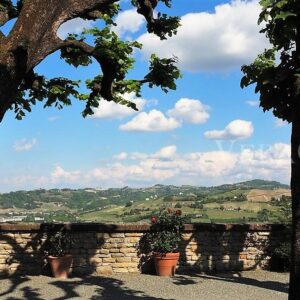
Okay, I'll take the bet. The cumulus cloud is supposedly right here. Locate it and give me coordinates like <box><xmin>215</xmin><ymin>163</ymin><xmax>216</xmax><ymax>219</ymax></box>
<box><xmin>114</xmin><ymin>9</ymin><xmax>145</xmax><ymax>37</ymax></box>
<box><xmin>114</xmin><ymin>152</ymin><xmax>128</xmax><ymax>160</ymax></box>
<box><xmin>119</xmin><ymin>109</ymin><xmax>181</xmax><ymax>132</ymax></box>
<box><xmin>167</xmin><ymin>98</ymin><xmax>210</xmax><ymax>124</ymax></box>
<box><xmin>138</xmin><ymin>0</ymin><xmax>269</xmax><ymax>72</ymax></box>
<box><xmin>49</xmin><ymin>143</ymin><xmax>291</xmax><ymax>187</ymax></box>
<box><xmin>90</xmin><ymin>93</ymin><xmax>146</xmax><ymax>119</ymax></box>
<box><xmin>51</xmin><ymin>166</ymin><xmax>81</xmax><ymax>183</ymax></box>
<box><xmin>153</xmin><ymin>145</ymin><xmax>177</xmax><ymax>159</ymax></box>
<box><xmin>1</xmin><ymin>143</ymin><xmax>291</xmax><ymax>190</ymax></box>
<box><xmin>204</xmin><ymin>120</ymin><xmax>254</xmax><ymax>140</ymax></box>
<box><xmin>13</xmin><ymin>138</ymin><xmax>37</xmax><ymax>152</ymax></box>
<box><xmin>57</xmin><ymin>18</ymin><xmax>95</xmax><ymax>39</ymax></box>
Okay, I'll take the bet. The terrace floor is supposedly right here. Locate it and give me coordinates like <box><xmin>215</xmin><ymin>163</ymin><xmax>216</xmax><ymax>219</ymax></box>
<box><xmin>0</xmin><ymin>270</ymin><xmax>288</xmax><ymax>300</ymax></box>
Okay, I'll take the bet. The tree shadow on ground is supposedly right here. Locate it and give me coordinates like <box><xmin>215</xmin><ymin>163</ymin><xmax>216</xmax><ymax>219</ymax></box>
<box><xmin>138</xmin><ymin>223</ymin><xmax>288</xmax><ymax>295</ymax></box>
<box><xmin>173</xmin><ymin>223</ymin><xmax>289</xmax><ymax>294</ymax></box>
<box><xmin>195</xmin><ymin>272</ymin><xmax>288</xmax><ymax>294</ymax></box>
<box><xmin>0</xmin><ymin>276</ymin><xmax>169</xmax><ymax>300</ymax></box>
<box><xmin>171</xmin><ymin>271</ymin><xmax>288</xmax><ymax>293</ymax></box>
<box><xmin>0</xmin><ymin>223</ymin><xmax>115</xmax><ymax>298</ymax></box>
<box><xmin>50</xmin><ymin>276</ymin><xmax>172</xmax><ymax>300</ymax></box>
<box><xmin>171</xmin><ymin>274</ymin><xmax>198</xmax><ymax>285</ymax></box>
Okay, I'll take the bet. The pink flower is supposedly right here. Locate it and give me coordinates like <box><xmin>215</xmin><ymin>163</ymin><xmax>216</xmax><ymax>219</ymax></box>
<box><xmin>151</xmin><ymin>216</ymin><xmax>157</xmax><ymax>223</ymax></box>
<box><xmin>175</xmin><ymin>209</ymin><xmax>182</xmax><ymax>216</ymax></box>
<box><xmin>167</xmin><ymin>208</ymin><xmax>173</xmax><ymax>214</ymax></box>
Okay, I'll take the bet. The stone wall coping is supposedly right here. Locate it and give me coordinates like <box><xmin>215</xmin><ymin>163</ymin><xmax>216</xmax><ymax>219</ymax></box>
<box><xmin>0</xmin><ymin>222</ymin><xmax>287</xmax><ymax>233</ymax></box>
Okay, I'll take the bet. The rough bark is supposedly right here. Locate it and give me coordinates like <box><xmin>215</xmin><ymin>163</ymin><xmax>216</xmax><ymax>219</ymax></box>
<box><xmin>288</xmin><ymin>27</ymin><xmax>300</xmax><ymax>300</ymax></box>
<box><xmin>0</xmin><ymin>0</ymin><xmax>159</xmax><ymax>122</ymax></box>
<box><xmin>290</xmin><ymin>106</ymin><xmax>300</xmax><ymax>299</ymax></box>
<box><xmin>0</xmin><ymin>0</ymin><xmax>118</xmax><ymax>121</ymax></box>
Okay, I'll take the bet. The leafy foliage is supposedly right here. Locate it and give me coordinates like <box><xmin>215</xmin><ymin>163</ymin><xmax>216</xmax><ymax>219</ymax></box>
<box><xmin>41</xmin><ymin>229</ymin><xmax>73</xmax><ymax>257</ymax></box>
<box><xmin>140</xmin><ymin>208</ymin><xmax>186</xmax><ymax>253</ymax></box>
<box><xmin>2</xmin><ymin>0</ymin><xmax>181</xmax><ymax>121</ymax></box>
<box><xmin>241</xmin><ymin>0</ymin><xmax>300</xmax><ymax>122</ymax></box>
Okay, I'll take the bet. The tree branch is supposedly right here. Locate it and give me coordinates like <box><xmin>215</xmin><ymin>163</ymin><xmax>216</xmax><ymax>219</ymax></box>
<box><xmin>58</xmin><ymin>37</ymin><xmax>114</xmax><ymax>100</ymax></box>
<box><xmin>136</xmin><ymin>0</ymin><xmax>157</xmax><ymax>25</ymax></box>
<box><xmin>0</xmin><ymin>1</ymin><xmax>19</xmax><ymax>27</ymax></box>
<box><xmin>59</xmin><ymin>39</ymin><xmax>95</xmax><ymax>55</ymax></box>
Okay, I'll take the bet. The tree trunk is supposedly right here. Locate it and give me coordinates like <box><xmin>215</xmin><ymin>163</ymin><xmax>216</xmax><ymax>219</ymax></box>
<box><xmin>0</xmin><ymin>47</ymin><xmax>28</xmax><ymax>122</ymax></box>
<box><xmin>289</xmin><ymin>86</ymin><xmax>300</xmax><ymax>299</ymax></box>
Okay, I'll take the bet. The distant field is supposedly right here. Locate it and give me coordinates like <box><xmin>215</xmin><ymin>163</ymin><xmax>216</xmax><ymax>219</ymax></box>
<box><xmin>79</xmin><ymin>198</ymin><xmax>287</xmax><ymax>224</ymax></box>
<box><xmin>204</xmin><ymin>201</ymin><xmax>277</xmax><ymax>212</ymax></box>
<box><xmin>0</xmin><ymin>180</ymin><xmax>291</xmax><ymax>224</ymax></box>
<box><xmin>246</xmin><ymin>189</ymin><xmax>291</xmax><ymax>202</ymax></box>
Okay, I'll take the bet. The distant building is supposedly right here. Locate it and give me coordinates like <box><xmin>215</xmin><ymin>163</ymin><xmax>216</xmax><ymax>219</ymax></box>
<box><xmin>0</xmin><ymin>216</ymin><xmax>27</xmax><ymax>222</ymax></box>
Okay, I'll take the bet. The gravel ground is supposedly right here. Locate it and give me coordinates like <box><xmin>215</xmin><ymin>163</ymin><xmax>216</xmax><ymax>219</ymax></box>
<box><xmin>0</xmin><ymin>271</ymin><xmax>288</xmax><ymax>300</ymax></box>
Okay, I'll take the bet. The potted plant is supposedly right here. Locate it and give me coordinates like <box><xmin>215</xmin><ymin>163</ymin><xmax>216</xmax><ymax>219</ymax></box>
<box><xmin>140</xmin><ymin>208</ymin><xmax>185</xmax><ymax>276</ymax></box>
<box><xmin>42</xmin><ymin>228</ymin><xmax>73</xmax><ymax>278</ymax></box>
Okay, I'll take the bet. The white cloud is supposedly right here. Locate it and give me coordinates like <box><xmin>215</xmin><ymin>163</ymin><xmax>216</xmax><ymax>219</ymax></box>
<box><xmin>57</xmin><ymin>18</ymin><xmax>95</xmax><ymax>39</ymax></box>
<box><xmin>51</xmin><ymin>166</ymin><xmax>81</xmax><ymax>183</ymax></box>
<box><xmin>153</xmin><ymin>145</ymin><xmax>177</xmax><ymax>159</ymax></box>
<box><xmin>13</xmin><ymin>138</ymin><xmax>37</xmax><ymax>152</ymax></box>
<box><xmin>1</xmin><ymin>175</ymin><xmax>48</xmax><ymax>190</ymax></box>
<box><xmin>138</xmin><ymin>0</ymin><xmax>269</xmax><ymax>72</ymax></box>
<box><xmin>1</xmin><ymin>143</ymin><xmax>291</xmax><ymax>190</ymax></box>
<box><xmin>49</xmin><ymin>143</ymin><xmax>290</xmax><ymax>187</ymax></box>
<box><xmin>114</xmin><ymin>152</ymin><xmax>128</xmax><ymax>160</ymax></box>
<box><xmin>246</xmin><ymin>100</ymin><xmax>259</xmax><ymax>107</ymax></box>
<box><xmin>119</xmin><ymin>109</ymin><xmax>181</xmax><ymax>132</ymax></box>
<box><xmin>275</xmin><ymin>119</ymin><xmax>288</xmax><ymax>128</ymax></box>
<box><xmin>204</xmin><ymin>120</ymin><xmax>254</xmax><ymax>140</ymax></box>
<box><xmin>114</xmin><ymin>9</ymin><xmax>145</xmax><ymax>37</ymax></box>
<box><xmin>167</xmin><ymin>98</ymin><xmax>210</xmax><ymax>124</ymax></box>
<box><xmin>90</xmin><ymin>93</ymin><xmax>146</xmax><ymax>119</ymax></box>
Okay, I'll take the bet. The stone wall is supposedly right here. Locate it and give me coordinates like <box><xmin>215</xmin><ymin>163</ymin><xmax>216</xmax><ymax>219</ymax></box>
<box><xmin>0</xmin><ymin>223</ymin><xmax>286</xmax><ymax>276</ymax></box>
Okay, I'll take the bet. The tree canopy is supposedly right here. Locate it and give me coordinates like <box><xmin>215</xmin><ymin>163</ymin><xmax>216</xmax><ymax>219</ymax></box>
<box><xmin>0</xmin><ymin>0</ymin><xmax>181</xmax><ymax>122</ymax></box>
<box><xmin>241</xmin><ymin>1</ymin><xmax>300</xmax><ymax>299</ymax></box>
<box><xmin>241</xmin><ymin>0</ymin><xmax>300</xmax><ymax>122</ymax></box>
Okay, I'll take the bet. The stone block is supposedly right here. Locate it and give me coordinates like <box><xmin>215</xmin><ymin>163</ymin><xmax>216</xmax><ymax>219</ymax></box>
<box><xmin>128</xmin><ymin>268</ymin><xmax>140</xmax><ymax>273</ymax></box>
<box><xmin>113</xmin><ymin>262</ymin><xmax>137</xmax><ymax>268</ymax></box>
<box><xmin>109</xmin><ymin>249</ymin><xmax>120</xmax><ymax>253</ymax></box>
<box><xmin>116</xmin><ymin>257</ymin><xmax>132</xmax><ymax>263</ymax></box>
<box><xmin>98</xmin><ymin>249</ymin><xmax>109</xmax><ymax>254</ymax></box>
<box><xmin>132</xmin><ymin>258</ymin><xmax>140</xmax><ymax>263</ymax></box>
<box><xmin>110</xmin><ymin>233</ymin><xmax>125</xmax><ymax>238</ymax></box>
<box><xmin>125</xmin><ymin>233</ymin><xmax>143</xmax><ymax>237</ymax></box>
<box><xmin>120</xmin><ymin>248</ymin><xmax>136</xmax><ymax>254</ymax></box>
<box><xmin>111</xmin><ymin>253</ymin><xmax>125</xmax><ymax>258</ymax></box>
<box><xmin>107</xmin><ymin>238</ymin><xmax>124</xmax><ymax>243</ymax></box>
<box><xmin>124</xmin><ymin>253</ymin><xmax>137</xmax><ymax>257</ymax></box>
<box><xmin>113</xmin><ymin>268</ymin><xmax>129</xmax><ymax>273</ymax></box>
<box><xmin>96</xmin><ymin>266</ymin><xmax>113</xmax><ymax>275</ymax></box>
<box><xmin>103</xmin><ymin>257</ymin><xmax>116</xmax><ymax>263</ymax></box>
<box><xmin>97</xmin><ymin>254</ymin><xmax>110</xmax><ymax>258</ymax></box>
<box><xmin>124</xmin><ymin>237</ymin><xmax>140</xmax><ymax>243</ymax></box>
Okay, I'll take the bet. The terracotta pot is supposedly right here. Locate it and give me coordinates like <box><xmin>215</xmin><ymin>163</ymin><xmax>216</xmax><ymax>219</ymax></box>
<box><xmin>47</xmin><ymin>254</ymin><xmax>73</xmax><ymax>278</ymax></box>
<box><xmin>153</xmin><ymin>252</ymin><xmax>180</xmax><ymax>276</ymax></box>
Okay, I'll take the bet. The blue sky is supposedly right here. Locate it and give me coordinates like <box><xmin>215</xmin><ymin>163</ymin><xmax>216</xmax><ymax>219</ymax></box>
<box><xmin>0</xmin><ymin>0</ymin><xmax>291</xmax><ymax>192</ymax></box>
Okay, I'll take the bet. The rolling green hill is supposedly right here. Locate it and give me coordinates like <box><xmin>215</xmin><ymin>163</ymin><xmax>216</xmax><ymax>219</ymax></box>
<box><xmin>0</xmin><ymin>179</ymin><xmax>291</xmax><ymax>224</ymax></box>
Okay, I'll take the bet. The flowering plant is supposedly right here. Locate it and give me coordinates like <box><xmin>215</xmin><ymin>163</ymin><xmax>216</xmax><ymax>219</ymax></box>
<box><xmin>41</xmin><ymin>229</ymin><xmax>73</xmax><ymax>257</ymax></box>
<box><xmin>142</xmin><ymin>208</ymin><xmax>185</xmax><ymax>254</ymax></box>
